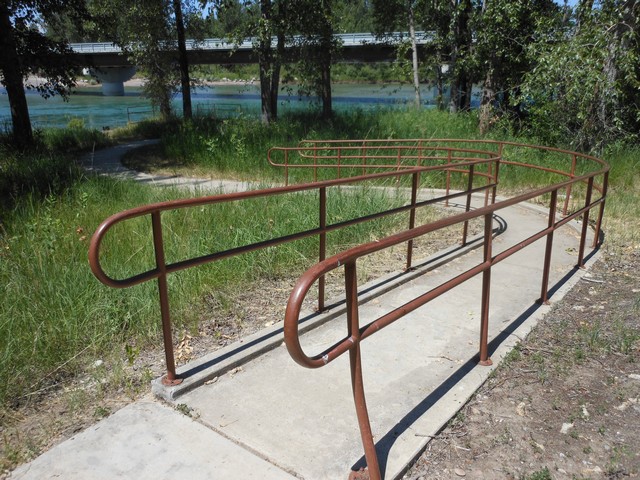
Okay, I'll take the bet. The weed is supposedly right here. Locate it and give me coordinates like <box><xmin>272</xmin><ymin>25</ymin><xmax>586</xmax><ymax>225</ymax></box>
<box><xmin>125</xmin><ymin>344</ymin><xmax>141</xmax><ymax>367</ymax></box>
<box><xmin>93</xmin><ymin>406</ymin><xmax>111</xmax><ymax>419</ymax></box>
<box><xmin>503</xmin><ymin>344</ymin><xmax>523</xmax><ymax>366</ymax></box>
<box><xmin>523</xmin><ymin>467</ymin><xmax>551</xmax><ymax>480</ymax></box>
<box><xmin>493</xmin><ymin>427</ymin><xmax>513</xmax><ymax>446</ymax></box>
<box><xmin>175</xmin><ymin>403</ymin><xmax>193</xmax><ymax>417</ymax></box>
<box><xmin>613</xmin><ymin>319</ymin><xmax>640</xmax><ymax>355</ymax></box>
<box><xmin>607</xmin><ymin>445</ymin><xmax>632</xmax><ymax>476</ymax></box>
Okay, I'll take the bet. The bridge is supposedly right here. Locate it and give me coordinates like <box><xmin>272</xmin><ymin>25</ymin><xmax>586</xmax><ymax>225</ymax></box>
<box><xmin>69</xmin><ymin>32</ymin><xmax>434</xmax><ymax>95</ymax></box>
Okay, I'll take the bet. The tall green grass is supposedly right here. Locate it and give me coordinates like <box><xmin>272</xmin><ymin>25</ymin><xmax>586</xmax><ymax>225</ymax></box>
<box><xmin>142</xmin><ymin>109</ymin><xmax>481</xmax><ymax>182</ymax></box>
<box><xmin>0</xmin><ymin>172</ymin><xmax>407</xmax><ymax>406</ymax></box>
<box><xmin>0</xmin><ymin>124</ymin><xmax>113</xmax><ymax>214</ymax></box>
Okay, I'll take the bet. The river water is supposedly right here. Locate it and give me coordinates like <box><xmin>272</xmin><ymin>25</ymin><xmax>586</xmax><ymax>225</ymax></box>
<box><xmin>0</xmin><ymin>82</ymin><xmax>467</xmax><ymax>131</ymax></box>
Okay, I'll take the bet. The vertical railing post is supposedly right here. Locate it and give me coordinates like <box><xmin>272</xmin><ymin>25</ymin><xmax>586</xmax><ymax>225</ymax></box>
<box><xmin>563</xmin><ymin>154</ymin><xmax>577</xmax><ymax>216</ymax></box>
<box><xmin>577</xmin><ymin>177</ymin><xmax>594</xmax><ymax>268</ymax></box>
<box><xmin>313</xmin><ymin>146</ymin><xmax>318</xmax><ymax>183</ymax></box>
<box><xmin>151</xmin><ymin>211</ymin><xmax>182</xmax><ymax>386</ymax></box>
<box><xmin>284</xmin><ymin>149</ymin><xmax>290</xmax><ymax>186</ymax></box>
<box><xmin>318</xmin><ymin>187</ymin><xmax>327</xmax><ymax>312</ymax></box>
<box><xmin>484</xmin><ymin>157</ymin><xmax>492</xmax><ymax>207</ymax></box>
<box><xmin>592</xmin><ymin>171</ymin><xmax>608</xmax><ymax>248</ymax></box>
<box><xmin>395</xmin><ymin>147</ymin><xmax>402</xmax><ymax>186</ymax></box>
<box><xmin>406</xmin><ymin>171</ymin><xmax>419</xmax><ymax>270</ymax></box>
<box><xmin>361</xmin><ymin>141</ymin><xmax>367</xmax><ymax>176</ymax></box>
<box><xmin>337</xmin><ymin>147</ymin><xmax>342</xmax><ymax>179</ymax></box>
<box><xmin>539</xmin><ymin>189</ymin><xmax>558</xmax><ymax>305</ymax></box>
<box><xmin>479</xmin><ymin>213</ymin><xmax>493</xmax><ymax>366</ymax></box>
<box><xmin>445</xmin><ymin>148</ymin><xmax>452</xmax><ymax>206</ymax></box>
<box><xmin>492</xmin><ymin>144</ymin><xmax>503</xmax><ymax>204</ymax></box>
<box><xmin>345</xmin><ymin>262</ymin><xmax>380</xmax><ymax>480</ymax></box>
<box><xmin>461</xmin><ymin>163</ymin><xmax>475</xmax><ymax>246</ymax></box>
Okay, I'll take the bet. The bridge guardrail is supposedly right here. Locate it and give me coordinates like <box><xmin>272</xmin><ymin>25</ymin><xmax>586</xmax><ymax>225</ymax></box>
<box><xmin>69</xmin><ymin>32</ymin><xmax>431</xmax><ymax>55</ymax></box>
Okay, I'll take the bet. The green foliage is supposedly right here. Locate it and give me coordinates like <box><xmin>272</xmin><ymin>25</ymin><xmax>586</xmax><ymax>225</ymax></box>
<box><xmin>0</xmin><ymin>0</ymin><xmax>89</xmax><ymax>145</ymax></box>
<box><xmin>0</xmin><ymin>126</ymin><xmax>110</xmax><ymax>213</ymax></box>
<box><xmin>1</xmin><ymin>1</ymin><xmax>88</xmax><ymax>99</ymax></box>
<box><xmin>518</xmin><ymin>1</ymin><xmax>640</xmax><ymax>151</ymax></box>
<box><xmin>523</xmin><ymin>467</ymin><xmax>552</xmax><ymax>480</ymax></box>
<box><xmin>0</xmin><ymin>151</ymin><xmax>80</xmax><ymax>215</ymax></box>
<box><xmin>89</xmin><ymin>0</ymin><xmax>179</xmax><ymax>118</ymax></box>
<box><xmin>152</xmin><ymin>109</ymin><xmax>481</xmax><ymax>182</ymax></box>
<box><xmin>39</xmin><ymin>124</ymin><xmax>109</xmax><ymax>153</ymax></box>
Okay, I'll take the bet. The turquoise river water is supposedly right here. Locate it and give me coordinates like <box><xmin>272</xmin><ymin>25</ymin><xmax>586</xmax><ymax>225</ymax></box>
<box><xmin>0</xmin><ymin>82</ymin><xmax>468</xmax><ymax>131</ymax></box>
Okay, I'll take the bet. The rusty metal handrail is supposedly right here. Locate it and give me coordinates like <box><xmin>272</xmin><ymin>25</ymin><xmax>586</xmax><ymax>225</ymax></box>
<box><xmin>268</xmin><ymin>143</ymin><xmax>500</xmax><ymax>186</ymax></box>
<box><xmin>90</xmin><ymin>153</ymin><xmax>498</xmax><ymax>385</ymax></box>
<box><xmin>283</xmin><ymin>141</ymin><xmax>608</xmax><ymax>480</ymax></box>
<box><xmin>292</xmin><ymin>138</ymin><xmax>608</xmax><ymax>212</ymax></box>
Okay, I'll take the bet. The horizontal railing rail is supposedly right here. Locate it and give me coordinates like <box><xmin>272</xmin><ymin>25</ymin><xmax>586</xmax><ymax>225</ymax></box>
<box><xmin>294</xmin><ymin>138</ymin><xmax>608</xmax><ymax>215</ymax></box>
<box><xmin>90</xmin><ymin>153</ymin><xmax>497</xmax><ymax>385</ymax></box>
<box><xmin>268</xmin><ymin>143</ymin><xmax>499</xmax><ymax>186</ymax></box>
<box><xmin>282</xmin><ymin>141</ymin><xmax>609</xmax><ymax>480</ymax></box>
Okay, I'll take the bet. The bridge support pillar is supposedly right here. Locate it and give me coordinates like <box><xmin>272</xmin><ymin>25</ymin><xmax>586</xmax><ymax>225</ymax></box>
<box><xmin>90</xmin><ymin>67</ymin><xmax>136</xmax><ymax>96</ymax></box>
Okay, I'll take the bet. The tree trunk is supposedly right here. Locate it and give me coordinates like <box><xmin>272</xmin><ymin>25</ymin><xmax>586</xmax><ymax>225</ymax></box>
<box><xmin>435</xmin><ymin>64</ymin><xmax>445</xmax><ymax>110</ymax></box>
<box><xmin>173</xmin><ymin>0</ymin><xmax>192</xmax><ymax>120</ymax></box>
<box><xmin>319</xmin><ymin>12</ymin><xmax>333</xmax><ymax>120</ymax></box>
<box><xmin>320</xmin><ymin>58</ymin><xmax>332</xmax><ymax>119</ymax></box>
<box><xmin>259</xmin><ymin>58</ymin><xmax>274</xmax><ymax>123</ymax></box>
<box><xmin>408</xmin><ymin>1</ymin><xmax>421</xmax><ymax>108</ymax></box>
<box><xmin>258</xmin><ymin>0</ymin><xmax>280</xmax><ymax>123</ymax></box>
<box><xmin>269</xmin><ymin>28</ymin><xmax>286</xmax><ymax>121</ymax></box>
<box><xmin>479</xmin><ymin>69</ymin><xmax>495</xmax><ymax>134</ymax></box>
<box><xmin>448</xmin><ymin>50</ymin><xmax>459</xmax><ymax>114</ymax></box>
<box><xmin>452</xmin><ymin>0</ymin><xmax>472</xmax><ymax>112</ymax></box>
<box><xmin>0</xmin><ymin>3</ymin><xmax>33</xmax><ymax>147</ymax></box>
<box><xmin>159</xmin><ymin>87</ymin><xmax>172</xmax><ymax>120</ymax></box>
<box><xmin>458</xmin><ymin>74</ymin><xmax>470</xmax><ymax>111</ymax></box>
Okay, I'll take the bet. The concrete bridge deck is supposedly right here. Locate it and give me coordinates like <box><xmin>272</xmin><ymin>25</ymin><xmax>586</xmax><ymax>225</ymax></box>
<box><xmin>11</xmin><ymin>142</ymin><xmax>599</xmax><ymax>480</ymax></box>
<box><xmin>70</xmin><ymin>32</ymin><xmax>435</xmax><ymax>67</ymax></box>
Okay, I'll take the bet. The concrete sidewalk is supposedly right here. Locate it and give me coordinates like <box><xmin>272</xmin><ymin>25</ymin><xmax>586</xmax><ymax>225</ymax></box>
<box><xmin>81</xmin><ymin>139</ymin><xmax>260</xmax><ymax>194</ymax></box>
<box><xmin>11</xmin><ymin>143</ymin><xmax>600</xmax><ymax>479</ymax></box>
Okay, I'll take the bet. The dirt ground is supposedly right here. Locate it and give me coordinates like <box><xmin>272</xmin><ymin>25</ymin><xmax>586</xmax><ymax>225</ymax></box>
<box><xmin>1</xmin><ymin>229</ymin><xmax>638</xmax><ymax>479</ymax></box>
<box><xmin>403</xmin><ymin>249</ymin><xmax>640</xmax><ymax>480</ymax></box>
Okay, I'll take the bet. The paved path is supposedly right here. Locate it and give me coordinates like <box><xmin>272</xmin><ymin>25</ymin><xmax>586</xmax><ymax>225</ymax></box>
<box><xmin>11</xmin><ymin>142</ymin><xmax>599</xmax><ymax>479</ymax></box>
<box><xmin>81</xmin><ymin>138</ymin><xmax>259</xmax><ymax>194</ymax></box>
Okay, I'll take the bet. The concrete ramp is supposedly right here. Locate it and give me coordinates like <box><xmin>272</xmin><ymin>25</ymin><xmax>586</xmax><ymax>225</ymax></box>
<box><xmin>172</xmin><ymin>200</ymin><xmax>591</xmax><ymax>479</ymax></box>
<box><xmin>12</xmin><ymin>198</ymin><xmax>596</xmax><ymax>480</ymax></box>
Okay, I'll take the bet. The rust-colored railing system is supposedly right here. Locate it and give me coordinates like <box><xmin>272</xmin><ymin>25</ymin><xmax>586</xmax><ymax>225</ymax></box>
<box><xmin>89</xmin><ymin>144</ymin><xmax>499</xmax><ymax>385</ymax></box>
<box><xmin>89</xmin><ymin>139</ymin><xmax>607</xmax><ymax>480</ymax></box>
<box><xmin>282</xmin><ymin>139</ymin><xmax>608</xmax><ymax>480</ymax></box>
<box><xmin>268</xmin><ymin>142</ymin><xmax>488</xmax><ymax>185</ymax></box>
